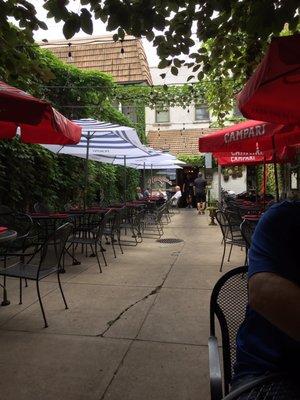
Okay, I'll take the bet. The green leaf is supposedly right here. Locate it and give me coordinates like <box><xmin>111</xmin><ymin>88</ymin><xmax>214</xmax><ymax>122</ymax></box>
<box><xmin>197</xmin><ymin>71</ymin><xmax>204</xmax><ymax>81</ymax></box>
<box><xmin>158</xmin><ymin>59</ymin><xmax>171</xmax><ymax>69</ymax></box>
<box><xmin>63</xmin><ymin>16</ymin><xmax>81</xmax><ymax>39</ymax></box>
<box><xmin>146</xmin><ymin>31</ymin><xmax>155</xmax><ymax>41</ymax></box>
<box><xmin>80</xmin><ymin>9</ymin><xmax>93</xmax><ymax>34</ymax></box>
<box><xmin>38</xmin><ymin>21</ymin><xmax>48</xmax><ymax>30</ymax></box>
<box><xmin>173</xmin><ymin>58</ymin><xmax>182</xmax><ymax>68</ymax></box>
<box><xmin>171</xmin><ymin>66</ymin><xmax>178</xmax><ymax>76</ymax></box>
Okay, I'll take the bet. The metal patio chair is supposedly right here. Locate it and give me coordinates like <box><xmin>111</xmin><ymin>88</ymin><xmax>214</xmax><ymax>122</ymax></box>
<box><xmin>0</xmin><ymin>222</ymin><xmax>73</xmax><ymax>328</ymax></box>
<box><xmin>240</xmin><ymin>220</ymin><xmax>256</xmax><ymax>252</ymax></box>
<box><xmin>209</xmin><ymin>266</ymin><xmax>248</xmax><ymax>400</ymax></box>
<box><xmin>103</xmin><ymin>209</ymin><xmax>124</xmax><ymax>258</ymax></box>
<box><xmin>119</xmin><ymin>207</ymin><xmax>143</xmax><ymax>246</ymax></box>
<box><xmin>67</xmin><ymin>209</ymin><xmax>114</xmax><ymax>270</ymax></box>
<box><xmin>216</xmin><ymin>211</ymin><xmax>247</xmax><ymax>272</ymax></box>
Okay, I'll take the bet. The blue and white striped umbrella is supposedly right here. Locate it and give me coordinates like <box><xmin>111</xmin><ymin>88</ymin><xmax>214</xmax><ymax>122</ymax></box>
<box><xmin>43</xmin><ymin>119</ymin><xmax>157</xmax><ymax>157</ymax></box>
<box><xmin>88</xmin><ymin>151</ymin><xmax>179</xmax><ymax>165</ymax></box>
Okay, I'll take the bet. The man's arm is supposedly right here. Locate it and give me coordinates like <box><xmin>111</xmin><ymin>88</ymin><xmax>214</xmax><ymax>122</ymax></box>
<box><xmin>249</xmin><ymin>272</ymin><xmax>300</xmax><ymax>341</ymax></box>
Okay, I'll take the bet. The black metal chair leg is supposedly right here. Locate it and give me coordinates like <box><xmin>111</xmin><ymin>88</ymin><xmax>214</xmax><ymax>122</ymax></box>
<box><xmin>1</xmin><ymin>258</ymin><xmax>10</xmax><ymax>306</ymax></box>
<box><xmin>100</xmin><ymin>243</ymin><xmax>108</xmax><ymax>266</ymax></box>
<box><xmin>118</xmin><ymin>234</ymin><xmax>123</xmax><ymax>254</ymax></box>
<box><xmin>57</xmin><ymin>271</ymin><xmax>68</xmax><ymax>309</ymax></box>
<box><xmin>94</xmin><ymin>244</ymin><xmax>102</xmax><ymax>273</ymax></box>
<box><xmin>227</xmin><ymin>243</ymin><xmax>233</xmax><ymax>262</ymax></box>
<box><xmin>36</xmin><ymin>280</ymin><xmax>48</xmax><ymax>328</ymax></box>
<box><xmin>244</xmin><ymin>249</ymin><xmax>248</xmax><ymax>266</ymax></box>
<box><xmin>220</xmin><ymin>241</ymin><xmax>227</xmax><ymax>272</ymax></box>
<box><xmin>111</xmin><ymin>236</ymin><xmax>117</xmax><ymax>258</ymax></box>
<box><xmin>1</xmin><ymin>275</ymin><xmax>10</xmax><ymax>306</ymax></box>
<box><xmin>19</xmin><ymin>278</ymin><xmax>22</xmax><ymax>305</ymax></box>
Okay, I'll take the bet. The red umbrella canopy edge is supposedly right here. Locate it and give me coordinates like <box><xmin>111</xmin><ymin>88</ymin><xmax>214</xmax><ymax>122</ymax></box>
<box><xmin>20</xmin><ymin>108</ymin><xmax>82</xmax><ymax>145</ymax></box>
<box><xmin>214</xmin><ymin>146</ymin><xmax>297</xmax><ymax>167</ymax></box>
<box><xmin>198</xmin><ymin>119</ymin><xmax>300</xmax><ymax>154</ymax></box>
<box><xmin>0</xmin><ymin>81</ymin><xmax>81</xmax><ymax>144</ymax></box>
<box><xmin>237</xmin><ymin>34</ymin><xmax>300</xmax><ymax>124</ymax></box>
<box><xmin>0</xmin><ymin>80</ymin><xmax>49</xmax><ymax>125</ymax></box>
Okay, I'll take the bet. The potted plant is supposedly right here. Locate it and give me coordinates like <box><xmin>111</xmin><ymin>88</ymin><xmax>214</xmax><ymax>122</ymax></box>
<box><xmin>207</xmin><ymin>200</ymin><xmax>218</xmax><ymax>225</ymax></box>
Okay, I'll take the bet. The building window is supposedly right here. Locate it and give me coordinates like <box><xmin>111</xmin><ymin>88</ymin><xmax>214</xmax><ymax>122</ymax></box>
<box><xmin>122</xmin><ymin>105</ymin><xmax>137</xmax><ymax>123</ymax></box>
<box><xmin>195</xmin><ymin>105</ymin><xmax>210</xmax><ymax>121</ymax></box>
<box><xmin>155</xmin><ymin>107</ymin><xmax>170</xmax><ymax>123</ymax></box>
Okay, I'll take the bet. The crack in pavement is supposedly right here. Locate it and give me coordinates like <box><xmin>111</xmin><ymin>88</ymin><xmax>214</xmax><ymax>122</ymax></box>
<box><xmin>98</xmin><ymin>239</ymin><xmax>185</xmax><ymax>400</ymax></box>
<box><xmin>97</xmin><ymin>236</ymin><xmax>184</xmax><ymax>338</ymax></box>
<box><xmin>97</xmin><ymin>283</ymin><xmax>164</xmax><ymax>337</ymax></box>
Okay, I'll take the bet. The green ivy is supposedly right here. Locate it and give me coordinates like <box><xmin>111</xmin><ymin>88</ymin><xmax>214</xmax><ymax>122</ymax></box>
<box><xmin>0</xmin><ymin>39</ymin><xmax>140</xmax><ymax>210</ymax></box>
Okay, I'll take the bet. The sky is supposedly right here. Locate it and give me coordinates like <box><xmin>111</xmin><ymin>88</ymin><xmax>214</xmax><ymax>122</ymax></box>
<box><xmin>31</xmin><ymin>0</ymin><xmax>160</xmax><ymax>67</ymax></box>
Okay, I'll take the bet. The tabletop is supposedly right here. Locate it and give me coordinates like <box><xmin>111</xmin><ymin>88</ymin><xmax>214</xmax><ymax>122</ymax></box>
<box><xmin>0</xmin><ymin>229</ymin><xmax>17</xmax><ymax>244</ymax></box>
<box><xmin>30</xmin><ymin>213</ymin><xmax>70</xmax><ymax>220</ymax></box>
<box><xmin>243</xmin><ymin>214</ymin><xmax>261</xmax><ymax>222</ymax></box>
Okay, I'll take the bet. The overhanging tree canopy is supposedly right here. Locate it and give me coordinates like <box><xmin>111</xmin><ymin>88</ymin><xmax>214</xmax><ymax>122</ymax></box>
<box><xmin>2</xmin><ymin>1</ymin><xmax>299</xmax><ymax>82</ymax></box>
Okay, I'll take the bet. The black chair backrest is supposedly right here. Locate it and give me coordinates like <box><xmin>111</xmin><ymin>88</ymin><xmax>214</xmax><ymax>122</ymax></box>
<box><xmin>225</xmin><ymin>210</ymin><xmax>243</xmax><ymax>228</ymax></box>
<box><xmin>95</xmin><ymin>209</ymin><xmax>114</xmax><ymax>239</ymax></box>
<box><xmin>0</xmin><ymin>212</ymin><xmax>33</xmax><ymax>237</ymax></box>
<box><xmin>216</xmin><ymin>210</ymin><xmax>230</xmax><ymax>239</ymax></box>
<box><xmin>210</xmin><ymin>266</ymin><xmax>248</xmax><ymax>395</ymax></box>
<box><xmin>34</xmin><ymin>202</ymin><xmax>49</xmax><ymax>213</ymax></box>
<box><xmin>38</xmin><ymin>222</ymin><xmax>73</xmax><ymax>274</ymax></box>
<box><xmin>240</xmin><ymin>220</ymin><xmax>256</xmax><ymax>250</ymax></box>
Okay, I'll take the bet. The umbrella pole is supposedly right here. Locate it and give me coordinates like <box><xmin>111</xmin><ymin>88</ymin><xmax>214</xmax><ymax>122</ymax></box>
<box><xmin>218</xmin><ymin>164</ymin><xmax>222</xmax><ymax>203</ymax></box>
<box><xmin>150</xmin><ymin>164</ymin><xmax>153</xmax><ymax>195</ymax></box>
<box><xmin>263</xmin><ymin>156</ymin><xmax>266</xmax><ymax>209</ymax></box>
<box><xmin>124</xmin><ymin>155</ymin><xmax>127</xmax><ymax>204</ymax></box>
<box><xmin>143</xmin><ymin>162</ymin><xmax>145</xmax><ymax>191</ymax></box>
<box><xmin>83</xmin><ymin>132</ymin><xmax>91</xmax><ymax>211</ymax></box>
<box><xmin>272</xmin><ymin>135</ymin><xmax>279</xmax><ymax>202</ymax></box>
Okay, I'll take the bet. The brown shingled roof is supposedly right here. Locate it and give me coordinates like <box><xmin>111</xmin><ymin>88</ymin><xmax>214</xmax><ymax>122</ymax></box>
<box><xmin>40</xmin><ymin>35</ymin><xmax>152</xmax><ymax>85</ymax></box>
<box><xmin>147</xmin><ymin>128</ymin><xmax>216</xmax><ymax>156</ymax></box>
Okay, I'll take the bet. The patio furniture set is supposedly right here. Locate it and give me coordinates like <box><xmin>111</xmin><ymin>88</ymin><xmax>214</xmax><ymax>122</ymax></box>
<box><xmin>214</xmin><ymin>190</ymin><xmax>264</xmax><ymax>271</ymax></box>
<box><xmin>0</xmin><ymin>197</ymin><xmax>174</xmax><ymax>328</ymax></box>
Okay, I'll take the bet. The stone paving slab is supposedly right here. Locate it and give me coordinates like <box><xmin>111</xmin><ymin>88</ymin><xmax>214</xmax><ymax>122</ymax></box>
<box><xmin>103</xmin><ymin>340</ymin><xmax>210</xmax><ymax>400</ymax></box>
<box><xmin>0</xmin><ymin>280</ymin><xmax>59</xmax><ymax>327</ymax></box>
<box><xmin>137</xmin><ymin>287</ymin><xmax>211</xmax><ymax>346</ymax></box>
<box><xmin>0</xmin><ymin>331</ymin><xmax>130</xmax><ymax>400</ymax></box>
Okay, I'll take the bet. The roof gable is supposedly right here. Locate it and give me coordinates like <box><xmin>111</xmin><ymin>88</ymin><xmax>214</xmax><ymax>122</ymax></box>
<box><xmin>40</xmin><ymin>36</ymin><xmax>153</xmax><ymax>86</ymax></box>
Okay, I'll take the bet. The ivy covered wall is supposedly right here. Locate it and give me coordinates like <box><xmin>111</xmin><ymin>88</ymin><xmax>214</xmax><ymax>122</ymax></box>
<box><xmin>0</xmin><ymin>42</ymin><xmax>140</xmax><ymax>210</ymax></box>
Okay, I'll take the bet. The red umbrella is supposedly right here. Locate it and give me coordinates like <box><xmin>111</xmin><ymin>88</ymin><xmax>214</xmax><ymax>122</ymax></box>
<box><xmin>237</xmin><ymin>34</ymin><xmax>300</xmax><ymax>124</ymax></box>
<box><xmin>0</xmin><ymin>81</ymin><xmax>49</xmax><ymax>125</ymax></box>
<box><xmin>0</xmin><ymin>81</ymin><xmax>81</xmax><ymax>144</ymax></box>
<box><xmin>214</xmin><ymin>146</ymin><xmax>297</xmax><ymax>167</ymax></box>
<box><xmin>198</xmin><ymin>119</ymin><xmax>300</xmax><ymax>154</ymax></box>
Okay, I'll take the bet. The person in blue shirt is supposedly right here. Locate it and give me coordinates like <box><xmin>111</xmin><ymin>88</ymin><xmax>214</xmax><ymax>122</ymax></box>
<box><xmin>233</xmin><ymin>201</ymin><xmax>300</xmax><ymax>391</ymax></box>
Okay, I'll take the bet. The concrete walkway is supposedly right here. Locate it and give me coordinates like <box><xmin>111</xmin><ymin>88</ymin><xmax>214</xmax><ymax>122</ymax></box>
<box><xmin>0</xmin><ymin>210</ymin><xmax>245</xmax><ymax>400</ymax></box>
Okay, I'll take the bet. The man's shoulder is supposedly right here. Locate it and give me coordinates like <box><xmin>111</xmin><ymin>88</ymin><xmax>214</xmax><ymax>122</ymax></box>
<box><xmin>264</xmin><ymin>200</ymin><xmax>300</xmax><ymax>221</ymax></box>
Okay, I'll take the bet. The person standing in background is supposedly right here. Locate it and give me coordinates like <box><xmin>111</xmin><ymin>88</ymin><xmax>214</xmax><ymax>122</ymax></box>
<box><xmin>183</xmin><ymin>173</ymin><xmax>194</xmax><ymax>208</ymax></box>
<box><xmin>194</xmin><ymin>172</ymin><xmax>207</xmax><ymax>214</ymax></box>
<box><xmin>136</xmin><ymin>187</ymin><xmax>144</xmax><ymax>200</ymax></box>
